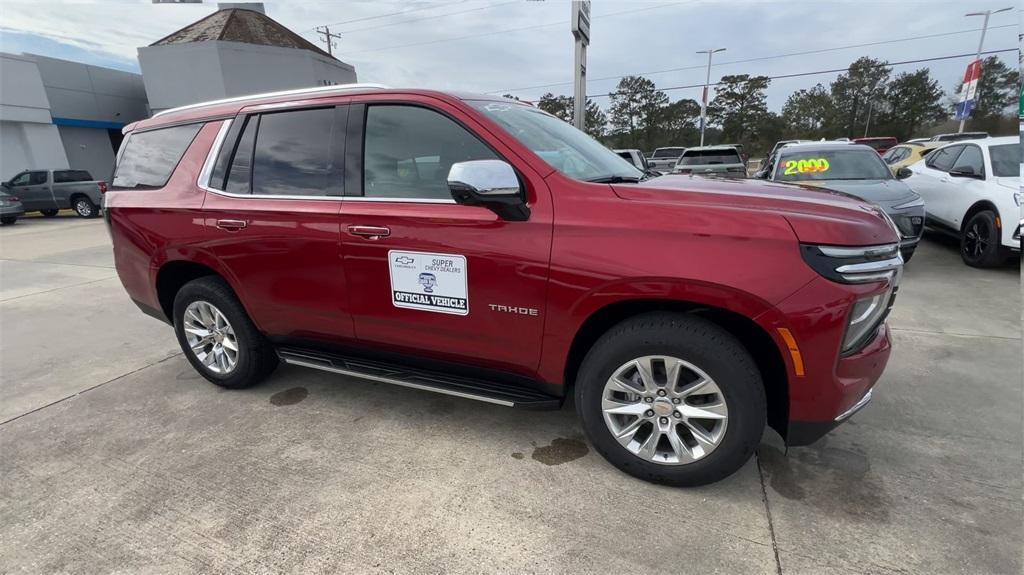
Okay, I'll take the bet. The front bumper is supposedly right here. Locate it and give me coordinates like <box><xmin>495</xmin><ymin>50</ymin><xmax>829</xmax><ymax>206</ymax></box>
<box><xmin>768</xmin><ymin>274</ymin><xmax>895</xmax><ymax>447</ymax></box>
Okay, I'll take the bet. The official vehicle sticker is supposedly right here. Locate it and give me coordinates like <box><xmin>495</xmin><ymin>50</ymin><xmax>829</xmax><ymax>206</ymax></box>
<box><xmin>388</xmin><ymin>250</ymin><xmax>469</xmax><ymax>315</ymax></box>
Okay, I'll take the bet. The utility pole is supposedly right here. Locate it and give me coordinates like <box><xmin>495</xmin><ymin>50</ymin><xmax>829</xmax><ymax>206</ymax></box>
<box><xmin>958</xmin><ymin>7</ymin><xmax>1012</xmax><ymax>132</ymax></box>
<box><xmin>571</xmin><ymin>1</ymin><xmax>591</xmax><ymax>132</ymax></box>
<box><xmin>696</xmin><ymin>47</ymin><xmax>725</xmax><ymax>146</ymax></box>
<box><xmin>315</xmin><ymin>25</ymin><xmax>342</xmax><ymax>56</ymax></box>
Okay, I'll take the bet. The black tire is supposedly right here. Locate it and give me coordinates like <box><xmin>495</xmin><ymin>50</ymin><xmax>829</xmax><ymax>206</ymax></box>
<box><xmin>960</xmin><ymin>210</ymin><xmax>1004</xmax><ymax>268</ymax></box>
<box><xmin>0</xmin><ymin>216</ymin><xmax>17</xmax><ymax>225</ymax></box>
<box><xmin>173</xmin><ymin>276</ymin><xmax>278</xmax><ymax>389</ymax></box>
<box><xmin>40</xmin><ymin>209</ymin><xmax>59</xmax><ymax>217</ymax></box>
<box><xmin>575</xmin><ymin>312</ymin><xmax>766</xmax><ymax>487</ymax></box>
<box><xmin>71</xmin><ymin>196</ymin><xmax>98</xmax><ymax>218</ymax></box>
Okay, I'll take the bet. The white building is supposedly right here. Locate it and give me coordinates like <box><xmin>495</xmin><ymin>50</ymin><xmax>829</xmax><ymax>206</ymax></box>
<box><xmin>138</xmin><ymin>6</ymin><xmax>358</xmax><ymax>114</ymax></box>
<box><xmin>0</xmin><ymin>53</ymin><xmax>149</xmax><ymax>182</ymax></box>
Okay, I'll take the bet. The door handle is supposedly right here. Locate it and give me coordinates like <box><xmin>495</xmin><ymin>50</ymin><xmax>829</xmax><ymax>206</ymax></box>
<box><xmin>215</xmin><ymin>219</ymin><xmax>248</xmax><ymax>231</ymax></box>
<box><xmin>347</xmin><ymin>225</ymin><xmax>391</xmax><ymax>240</ymax></box>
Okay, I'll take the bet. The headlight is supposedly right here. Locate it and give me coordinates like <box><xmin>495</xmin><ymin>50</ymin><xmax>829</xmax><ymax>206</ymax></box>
<box><xmin>801</xmin><ymin>243</ymin><xmax>903</xmax><ymax>284</ymax></box>
<box><xmin>842</xmin><ymin>287</ymin><xmax>893</xmax><ymax>354</ymax></box>
<box><xmin>891</xmin><ymin>194</ymin><xmax>924</xmax><ymax>210</ymax></box>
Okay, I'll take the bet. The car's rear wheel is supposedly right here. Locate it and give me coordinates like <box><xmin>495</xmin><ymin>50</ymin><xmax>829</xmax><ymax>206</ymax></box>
<box><xmin>575</xmin><ymin>312</ymin><xmax>766</xmax><ymax>487</ymax></box>
<box><xmin>961</xmin><ymin>210</ymin><xmax>1004</xmax><ymax>268</ymax></box>
<box><xmin>0</xmin><ymin>216</ymin><xmax>17</xmax><ymax>225</ymax></box>
<box><xmin>72</xmin><ymin>196</ymin><xmax>98</xmax><ymax>218</ymax></box>
<box><xmin>40</xmin><ymin>209</ymin><xmax>58</xmax><ymax>217</ymax></box>
<box><xmin>173</xmin><ymin>276</ymin><xmax>277</xmax><ymax>389</ymax></box>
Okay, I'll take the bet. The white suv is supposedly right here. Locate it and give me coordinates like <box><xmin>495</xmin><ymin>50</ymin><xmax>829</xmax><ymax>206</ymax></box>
<box><xmin>904</xmin><ymin>136</ymin><xmax>1021</xmax><ymax>267</ymax></box>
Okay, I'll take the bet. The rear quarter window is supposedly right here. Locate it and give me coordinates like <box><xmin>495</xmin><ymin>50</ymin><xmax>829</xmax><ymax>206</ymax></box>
<box><xmin>54</xmin><ymin>170</ymin><xmax>93</xmax><ymax>183</ymax></box>
<box><xmin>113</xmin><ymin>124</ymin><xmax>202</xmax><ymax>189</ymax></box>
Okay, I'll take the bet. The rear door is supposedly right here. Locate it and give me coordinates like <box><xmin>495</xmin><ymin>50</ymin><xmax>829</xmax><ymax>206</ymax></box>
<box><xmin>9</xmin><ymin>171</ymin><xmax>56</xmax><ymax>211</ymax></box>
<box><xmin>201</xmin><ymin>104</ymin><xmax>356</xmax><ymax>342</ymax></box>
<box><xmin>339</xmin><ymin>99</ymin><xmax>553</xmax><ymax>376</ymax></box>
<box><xmin>913</xmin><ymin>144</ymin><xmax>963</xmax><ymax>226</ymax></box>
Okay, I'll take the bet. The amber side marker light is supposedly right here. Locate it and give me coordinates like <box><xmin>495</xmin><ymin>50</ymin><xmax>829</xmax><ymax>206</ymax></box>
<box><xmin>776</xmin><ymin>328</ymin><xmax>805</xmax><ymax>377</ymax></box>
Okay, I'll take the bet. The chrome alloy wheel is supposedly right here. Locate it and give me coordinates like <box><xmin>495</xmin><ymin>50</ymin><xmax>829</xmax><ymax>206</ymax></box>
<box><xmin>74</xmin><ymin>199</ymin><xmax>93</xmax><ymax>217</ymax></box>
<box><xmin>601</xmin><ymin>355</ymin><xmax>729</xmax><ymax>465</ymax></box>
<box><xmin>183</xmin><ymin>300</ymin><xmax>239</xmax><ymax>375</ymax></box>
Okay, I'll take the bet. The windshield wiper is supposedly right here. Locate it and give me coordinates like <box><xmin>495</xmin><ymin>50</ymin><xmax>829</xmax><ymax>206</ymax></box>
<box><xmin>586</xmin><ymin>175</ymin><xmax>642</xmax><ymax>184</ymax></box>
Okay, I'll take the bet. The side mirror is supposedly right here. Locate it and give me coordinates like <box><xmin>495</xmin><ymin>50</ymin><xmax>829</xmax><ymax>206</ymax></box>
<box><xmin>895</xmin><ymin>167</ymin><xmax>913</xmax><ymax>180</ymax></box>
<box><xmin>447</xmin><ymin>160</ymin><xmax>529</xmax><ymax>221</ymax></box>
<box><xmin>948</xmin><ymin>166</ymin><xmax>982</xmax><ymax>179</ymax></box>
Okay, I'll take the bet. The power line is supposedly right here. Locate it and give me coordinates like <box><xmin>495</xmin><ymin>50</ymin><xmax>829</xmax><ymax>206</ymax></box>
<box><xmin>588</xmin><ymin>48</ymin><xmax>1017</xmax><ymax>99</ymax></box>
<box><xmin>488</xmin><ymin>24</ymin><xmax>1018</xmax><ymax>94</ymax></box>
<box><xmin>310</xmin><ymin>1</ymin><xmax>466</xmax><ymax>29</ymax></box>
<box><xmin>342</xmin><ymin>3</ymin><xmax>683</xmax><ymax>56</ymax></box>
<box><xmin>336</xmin><ymin>1</ymin><xmax>520</xmax><ymax>34</ymax></box>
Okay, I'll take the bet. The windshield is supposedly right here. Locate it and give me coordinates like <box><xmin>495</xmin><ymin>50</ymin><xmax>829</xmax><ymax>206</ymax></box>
<box><xmin>653</xmin><ymin>148</ymin><xmax>685</xmax><ymax>158</ymax></box>
<box><xmin>989</xmin><ymin>144</ymin><xmax>1020</xmax><ymax>177</ymax></box>
<box><xmin>679</xmin><ymin>149</ymin><xmax>741</xmax><ymax>165</ymax></box>
<box><xmin>775</xmin><ymin>149</ymin><xmax>891</xmax><ymax>182</ymax></box>
<box><xmin>469</xmin><ymin>101</ymin><xmax>642</xmax><ymax>182</ymax></box>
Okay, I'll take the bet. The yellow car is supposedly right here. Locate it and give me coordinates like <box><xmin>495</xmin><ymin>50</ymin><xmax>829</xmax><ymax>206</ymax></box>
<box><xmin>880</xmin><ymin>142</ymin><xmax>943</xmax><ymax>175</ymax></box>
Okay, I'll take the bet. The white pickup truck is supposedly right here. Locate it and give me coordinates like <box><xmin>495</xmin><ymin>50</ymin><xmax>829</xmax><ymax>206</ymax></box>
<box><xmin>1</xmin><ymin>170</ymin><xmax>107</xmax><ymax>218</ymax></box>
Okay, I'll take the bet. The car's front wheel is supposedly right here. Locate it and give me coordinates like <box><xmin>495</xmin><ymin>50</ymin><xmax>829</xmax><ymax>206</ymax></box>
<box><xmin>173</xmin><ymin>276</ymin><xmax>278</xmax><ymax>388</ymax></box>
<box><xmin>575</xmin><ymin>312</ymin><xmax>766</xmax><ymax>487</ymax></box>
<box><xmin>961</xmin><ymin>210</ymin><xmax>1004</xmax><ymax>268</ymax></box>
<box><xmin>0</xmin><ymin>216</ymin><xmax>17</xmax><ymax>225</ymax></box>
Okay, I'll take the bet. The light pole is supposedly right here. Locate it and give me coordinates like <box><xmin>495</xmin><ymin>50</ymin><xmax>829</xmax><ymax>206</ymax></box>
<box><xmin>697</xmin><ymin>48</ymin><xmax>726</xmax><ymax>146</ymax></box>
<box><xmin>959</xmin><ymin>7</ymin><xmax>1012</xmax><ymax>133</ymax></box>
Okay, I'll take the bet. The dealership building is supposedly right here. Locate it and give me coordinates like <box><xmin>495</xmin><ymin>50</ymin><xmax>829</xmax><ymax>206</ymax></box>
<box><xmin>0</xmin><ymin>2</ymin><xmax>357</xmax><ymax>182</ymax></box>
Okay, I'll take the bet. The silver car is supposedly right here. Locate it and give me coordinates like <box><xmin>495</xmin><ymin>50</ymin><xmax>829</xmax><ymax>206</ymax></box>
<box><xmin>1</xmin><ymin>190</ymin><xmax>25</xmax><ymax>225</ymax></box>
<box><xmin>757</xmin><ymin>142</ymin><xmax>925</xmax><ymax>261</ymax></box>
<box><xmin>672</xmin><ymin>145</ymin><xmax>747</xmax><ymax>178</ymax></box>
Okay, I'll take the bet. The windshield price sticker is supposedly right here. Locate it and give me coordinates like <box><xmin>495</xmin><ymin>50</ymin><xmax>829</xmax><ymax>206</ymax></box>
<box><xmin>389</xmin><ymin>250</ymin><xmax>469</xmax><ymax>315</ymax></box>
<box><xmin>783</xmin><ymin>158</ymin><xmax>830</xmax><ymax>175</ymax></box>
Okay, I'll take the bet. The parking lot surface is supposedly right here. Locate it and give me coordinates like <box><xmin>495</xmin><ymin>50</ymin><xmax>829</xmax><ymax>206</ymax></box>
<box><xmin>1</xmin><ymin>215</ymin><xmax>1020</xmax><ymax>574</ymax></box>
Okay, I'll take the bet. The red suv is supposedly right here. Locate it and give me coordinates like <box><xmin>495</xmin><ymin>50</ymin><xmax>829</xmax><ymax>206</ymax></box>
<box><xmin>107</xmin><ymin>85</ymin><xmax>901</xmax><ymax>486</ymax></box>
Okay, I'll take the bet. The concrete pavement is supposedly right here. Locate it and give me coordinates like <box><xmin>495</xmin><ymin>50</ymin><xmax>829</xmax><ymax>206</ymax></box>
<box><xmin>0</xmin><ymin>217</ymin><xmax>1020</xmax><ymax>574</ymax></box>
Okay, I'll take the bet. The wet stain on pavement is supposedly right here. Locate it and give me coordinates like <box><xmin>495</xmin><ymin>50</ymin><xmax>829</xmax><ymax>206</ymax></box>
<box><xmin>757</xmin><ymin>442</ymin><xmax>891</xmax><ymax>523</ymax></box>
<box><xmin>270</xmin><ymin>387</ymin><xmax>308</xmax><ymax>406</ymax></box>
<box><xmin>530</xmin><ymin>438</ymin><xmax>589</xmax><ymax>466</ymax></box>
<box><xmin>511</xmin><ymin>452</ymin><xmax>524</xmax><ymax>460</ymax></box>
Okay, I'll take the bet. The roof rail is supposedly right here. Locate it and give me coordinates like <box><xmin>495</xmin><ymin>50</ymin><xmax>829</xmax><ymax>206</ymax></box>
<box><xmin>152</xmin><ymin>83</ymin><xmax>390</xmax><ymax>118</ymax></box>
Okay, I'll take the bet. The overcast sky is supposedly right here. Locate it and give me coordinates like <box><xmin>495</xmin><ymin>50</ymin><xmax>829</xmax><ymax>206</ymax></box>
<box><xmin>0</xmin><ymin>0</ymin><xmax>1019</xmax><ymax>112</ymax></box>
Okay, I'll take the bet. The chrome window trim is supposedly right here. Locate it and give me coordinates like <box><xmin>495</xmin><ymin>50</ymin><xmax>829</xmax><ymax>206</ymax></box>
<box><xmin>196</xmin><ymin>112</ymin><xmax>457</xmax><ymax>205</ymax></box>
<box><xmin>197</xmin><ymin>119</ymin><xmax>233</xmax><ymax>192</ymax></box>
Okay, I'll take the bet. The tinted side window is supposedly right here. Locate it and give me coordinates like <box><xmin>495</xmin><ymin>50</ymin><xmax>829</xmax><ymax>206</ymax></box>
<box><xmin>113</xmin><ymin>124</ymin><xmax>202</xmax><ymax>189</ymax></box>
<box><xmin>224</xmin><ymin>116</ymin><xmax>258</xmax><ymax>195</ymax></box>
<box><xmin>925</xmin><ymin>145</ymin><xmax>963</xmax><ymax>172</ymax></box>
<box><xmin>8</xmin><ymin>173</ymin><xmax>30</xmax><ymax>186</ymax></box>
<box><xmin>363</xmin><ymin>105</ymin><xmax>497</xmax><ymax>200</ymax></box>
<box><xmin>950</xmin><ymin>145</ymin><xmax>984</xmax><ymax>176</ymax></box>
<box><xmin>54</xmin><ymin>170</ymin><xmax>92</xmax><ymax>183</ymax></box>
<box><xmin>252</xmin><ymin>107</ymin><xmax>337</xmax><ymax>197</ymax></box>
<box><xmin>29</xmin><ymin>171</ymin><xmax>48</xmax><ymax>185</ymax></box>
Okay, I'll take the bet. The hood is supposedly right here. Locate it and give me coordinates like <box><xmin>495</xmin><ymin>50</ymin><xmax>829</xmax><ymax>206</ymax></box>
<box><xmin>797</xmin><ymin>179</ymin><xmax>916</xmax><ymax>203</ymax></box>
<box><xmin>612</xmin><ymin>174</ymin><xmax>900</xmax><ymax>246</ymax></box>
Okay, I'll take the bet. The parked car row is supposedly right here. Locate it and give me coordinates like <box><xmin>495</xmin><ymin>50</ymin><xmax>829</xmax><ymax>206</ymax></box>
<box><xmin>0</xmin><ymin>169</ymin><xmax>107</xmax><ymax>220</ymax></box>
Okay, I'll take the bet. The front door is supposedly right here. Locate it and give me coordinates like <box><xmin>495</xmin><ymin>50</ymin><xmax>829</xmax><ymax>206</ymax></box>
<box><xmin>339</xmin><ymin>101</ymin><xmax>553</xmax><ymax>377</ymax></box>
<box><xmin>8</xmin><ymin>171</ymin><xmax>56</xmax><ymax>211</ymax></box>
<box><xmin>201</xmin><ymin>106</ymin><xmax>356</xmax><ymax>343</ymax></box>
<box><xmin>915</xmin><ymin>144</ymin><xmax>964</xmax><ymax>227</ymax></box>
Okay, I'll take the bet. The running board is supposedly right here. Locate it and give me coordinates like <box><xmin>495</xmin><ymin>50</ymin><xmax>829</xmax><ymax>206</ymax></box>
<box><xmin>277</xmin><ymin>348</ymin><xmax>562</xmax><ymax>409</ymax></box>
